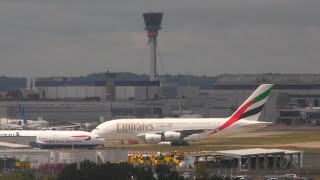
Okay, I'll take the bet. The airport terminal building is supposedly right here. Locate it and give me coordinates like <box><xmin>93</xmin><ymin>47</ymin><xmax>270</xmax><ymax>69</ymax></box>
<box><xmin>210</xmin><ymin>74</ymin><xmax>320</xmax><ymax>124</ymax></box>
<box><xmin>1</xmin><ymin>74</ymin><xmax>320</xmax><ymax>125</ymax></box>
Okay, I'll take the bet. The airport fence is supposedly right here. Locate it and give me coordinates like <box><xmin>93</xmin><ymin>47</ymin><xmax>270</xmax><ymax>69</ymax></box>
<box><xmin>0</xmin><ymin>149</ymin><xmax>128</xmax><ymax>170</ymax></box>
<box><xmin>303</xmin><ymin>153</ymin><xmax>320</xmax><ymax>169</ymax></box>
<box><xmin>206</xmin><ymin>168</ymin><xmax>320</xmax><ymax>180</ymax></box>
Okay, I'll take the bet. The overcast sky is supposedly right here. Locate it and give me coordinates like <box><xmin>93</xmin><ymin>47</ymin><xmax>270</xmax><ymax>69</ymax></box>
<box><xmin>1</xmin><ymin>0</ymin><xmax>320</xmax><ymax>77</ymax></box>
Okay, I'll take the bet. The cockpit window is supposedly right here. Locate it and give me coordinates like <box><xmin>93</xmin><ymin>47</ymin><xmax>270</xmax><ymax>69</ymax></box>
<box><xmin>96</xmin><ymin>136</ymin><xmax>102</xmax><ymax>139</ymax></box>
<box><xmin>95</xmin><ymin>128</ymin><xmax>99</xmax><ymax>130</ymax></box>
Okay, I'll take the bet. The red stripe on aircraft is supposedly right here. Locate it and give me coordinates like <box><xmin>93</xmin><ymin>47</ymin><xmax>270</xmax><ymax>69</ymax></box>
<box><xmin>210</xmin><ymin>99</ymin><xmax>254</xmax><ymax>135</ymax></box>
<box><xmin>71</xmin><ymin>135</ymin><xmax>90</xmax><ymax>138</ymax></box>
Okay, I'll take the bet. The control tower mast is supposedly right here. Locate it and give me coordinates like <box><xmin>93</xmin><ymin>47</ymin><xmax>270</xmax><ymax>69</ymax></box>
<box><xmin>143</xmin><ymin>12</ymin><xmax>163</xmax><ymax>81</ymax></box>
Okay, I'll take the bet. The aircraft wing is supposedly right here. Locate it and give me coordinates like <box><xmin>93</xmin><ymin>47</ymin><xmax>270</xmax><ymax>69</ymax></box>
<box><xmin>137</xmin><ymin>129</ymin><xmax>211</xmax><ymax>139</ymax></box>
<box><xmin>0</xmin><ymin>124</ymin><xmax>23</xmax><ymax>130</ymax></box>
<box><xmin>42</xmin><ymin>124</ymin><xmax>82</xmax><ymax>130</ymax></box>
<box><xmin>24</xmin><ymin>124</ymin><xmax>40</xmax><ymax>130</ymax></box>
<box><xmin>174</xmin><ymin>129</ymin><xmax>207</xmax><ymax>135</ymax></box>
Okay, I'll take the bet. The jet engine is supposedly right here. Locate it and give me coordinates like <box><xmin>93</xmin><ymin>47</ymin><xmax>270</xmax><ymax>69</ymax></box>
<box><xmin>163</xmin><ymin>132</ymin><xmax>181</xmax><ymax>141</ymax></box>
<box><xmin>145</xmin><ymin>134</ymin><xmax>162</xmax><ymax>144</ymax></box>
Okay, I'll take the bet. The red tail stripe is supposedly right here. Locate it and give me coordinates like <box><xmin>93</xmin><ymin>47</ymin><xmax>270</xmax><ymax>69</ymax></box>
<box><xmin>210</xmin><ymin>99</ymin><xmax>254</xmax><ymax>135</ymax></box>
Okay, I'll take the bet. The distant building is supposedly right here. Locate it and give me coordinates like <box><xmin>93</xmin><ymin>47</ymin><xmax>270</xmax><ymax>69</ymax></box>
<box><xmin>211</xmin><ymin>74</ymin><xmax>320</xmax><ymax>123</ymax></box>
<box><xmin>34</xmin><ymin>79</ymin><xmax>160</xmax><ymax>101</ymax></box>
<box><xmin>3</xmin><ymin>73</ymin><xmax>320</xmax><ymax>124</ymax></box>
<box><xmin>34</xmin><ymin>78</ymin><xmax>200</xmax><ymax>101</ymax></box>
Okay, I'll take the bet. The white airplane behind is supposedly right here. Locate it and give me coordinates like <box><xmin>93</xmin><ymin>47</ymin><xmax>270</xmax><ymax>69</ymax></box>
<box><xmin>41</xmin><ymin>122</ymin><xmax>98</xmax><ymax>131</ymax></box>
<box><xmin>1</xmin><ymin>118</ymin><xmax>49</xmax><ymax>130</ymax></box>
<box><xmin>0</xmin><ymin>130</ymin><xmax>104</xmax><ymax>148</ymax></box>
<box><xmin>92</xmin><ymin>84</ymin><xmax>273</xmax><ymax>144</ymax></box>
<box><xmin>0</xmin><ymin>123</ymin><xmax>23</xmax><ymax>130</ymax></box>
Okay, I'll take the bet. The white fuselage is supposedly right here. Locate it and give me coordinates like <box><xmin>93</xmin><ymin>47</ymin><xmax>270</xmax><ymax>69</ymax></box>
<box><xmin>0</xmin><ymin>118</ymin><xmax>49</xmax><ymax>130</ymax></box>
<box><xmin>0</xmin><ymin>130</ymin><xmax>105</xmax><ymax>148</ymax></box>
<box><xmin>92</xmin><ymin>84</ymin><xmax>274</xmax><ymax>144</ymax></box>
<box><xmin>92</xmin><ymin>118</ymin><xmax>268</xmax><ymax>142</ymax></box>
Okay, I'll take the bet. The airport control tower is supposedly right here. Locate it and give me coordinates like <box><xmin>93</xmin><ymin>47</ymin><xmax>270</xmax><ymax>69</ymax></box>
<box><xmin>143</xmin><ymin>12</ymin><xmax>163</xmax><ymax>81</ymax></box>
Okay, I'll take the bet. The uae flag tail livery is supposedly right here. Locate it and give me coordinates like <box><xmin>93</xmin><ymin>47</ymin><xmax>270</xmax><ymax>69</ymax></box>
<box><xmin>211</xmin><ymin>84</ymin><xmax>273</xmax><ymax>134</ymax></box>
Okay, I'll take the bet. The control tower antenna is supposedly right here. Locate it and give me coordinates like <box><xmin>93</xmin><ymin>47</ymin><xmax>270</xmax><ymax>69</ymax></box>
<box><xmin>143</xmin><ymin>12</ymin><xmax>163</xmax><ymax>81</ymax></box>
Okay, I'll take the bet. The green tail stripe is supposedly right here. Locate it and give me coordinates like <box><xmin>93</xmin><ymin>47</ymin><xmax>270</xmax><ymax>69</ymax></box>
<box><xmin>253</xmin><ymin>87</ymin><xmax>272</xmax><ymax>104</ymax></box>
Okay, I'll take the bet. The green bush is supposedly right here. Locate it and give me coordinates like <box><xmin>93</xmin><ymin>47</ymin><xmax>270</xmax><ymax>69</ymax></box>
<box><xmin>195</xmin><ymin>162</ymin><xmax>209</xmax><ymax>180</ymax></box>
<box><xmin>57</xmin><ymin>160</ymin><xmax>155</xmax><ymax>180</ymax></box>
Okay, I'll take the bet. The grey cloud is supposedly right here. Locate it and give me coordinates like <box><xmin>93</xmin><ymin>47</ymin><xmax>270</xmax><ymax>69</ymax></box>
<box><xmin>1</xmin><ymin>0</ymin><xmax>320</xmax><ymax>76</ymax></box>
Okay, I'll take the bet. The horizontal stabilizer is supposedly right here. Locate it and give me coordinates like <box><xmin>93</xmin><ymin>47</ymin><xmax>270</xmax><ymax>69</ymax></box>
<box><xmin>238</xmin><ymin>122</ymin><xmax>272</xmax><ymax>128</ymax></box>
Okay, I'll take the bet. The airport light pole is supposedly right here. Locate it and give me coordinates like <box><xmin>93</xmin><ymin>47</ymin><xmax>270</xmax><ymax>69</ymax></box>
<box><xmin>105</xmin><ymin>93</ymin><xmax>113</xmax><ymax>119</ymax></box>
<box><xmin>176</xmin><ymin>96</ymin><xmax>183</xmax><ymax>117</ymax></box>
<box><xmin>133</xmin><ymin>99</ymin><xmax>136</xmax><ymax>117</ymax></box>
<box><xmin>3</xmin><ymin>148</ymin><xmax>5</xmax><ymax>173</ymax></box>
<box><xmin>105</xmin><ymin>72</ymin><xmax>115</xmax><ymax>120</ymax></box>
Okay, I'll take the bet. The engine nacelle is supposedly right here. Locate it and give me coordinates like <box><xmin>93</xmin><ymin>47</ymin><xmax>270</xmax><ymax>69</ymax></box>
<box><xmin>164</xmin><ymin>132</ymin><xmax>181</xmax><ymax>141</ymax></box>
<box><xmin>145</xmin><ymin>134</ymin><xmax>162</xmax><ymax>144</ymax></box>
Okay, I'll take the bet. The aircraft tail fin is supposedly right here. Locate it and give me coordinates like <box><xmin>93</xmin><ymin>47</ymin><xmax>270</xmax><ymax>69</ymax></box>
<box><xmin>209</xmin><ymin>84</ymin><xmax>273</xmax><ymax>135</ymax></box>
<box><xmin>231</xmin><ymin>84</ymin><xmax>273</xmax><ymax>121</ymax></box>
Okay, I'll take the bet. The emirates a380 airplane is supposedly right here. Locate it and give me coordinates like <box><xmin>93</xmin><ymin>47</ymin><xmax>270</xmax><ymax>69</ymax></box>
<box><xmin>92</xmin><ymin>84</ymin><xmax>273</xmax><ymax>144</ymax></box>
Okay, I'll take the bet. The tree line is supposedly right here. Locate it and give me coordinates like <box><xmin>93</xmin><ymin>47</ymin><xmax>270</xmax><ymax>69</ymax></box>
<box><xmin>84</xmin><ymin>72</ymin><xmax>217</xmax><ymax>89</ymax></box>
<box><xmin>0</xmin><ymin>73</ymin><xmax>217</xmax><ymax>91</ymax></box>
<box><xmin>0</xmin><ymin>160</ymin><xmax>239</xmax><ymax>180</ymax></box>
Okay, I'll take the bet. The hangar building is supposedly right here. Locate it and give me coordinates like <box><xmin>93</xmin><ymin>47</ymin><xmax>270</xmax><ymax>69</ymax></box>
<box><xmin>210</xmin><ymin>74</ymin><xmax>320</xmax><ymax>123</ymax></box>
<box><xmin>2</xmin><ymin>74</ymin><xmax>320</xmax><ymax>124</ymax></box>
<box><xmin>34</xmin><ymin>78</ymin><xmax>199</xmax><ymax>101</ymax></box>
